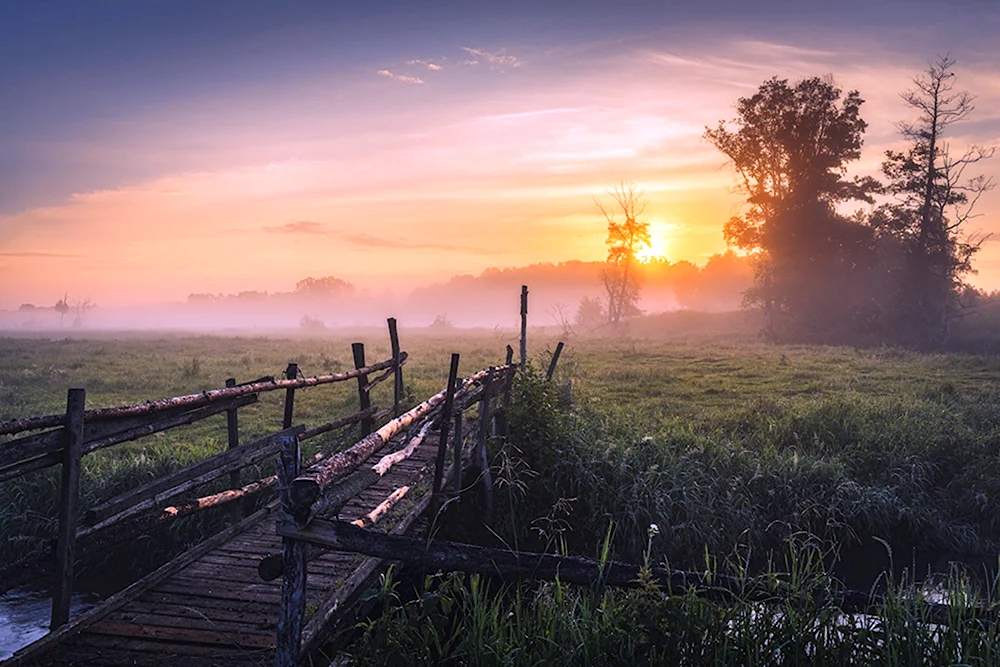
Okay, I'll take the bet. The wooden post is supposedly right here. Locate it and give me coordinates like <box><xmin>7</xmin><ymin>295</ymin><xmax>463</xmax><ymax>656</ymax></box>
<box><xmin>352</xmin><ymin>343</ymin><xmax>374</xmax><ymax>436</ymax></box>
<box><xmin>387</xmin><ymin>318</ymin><xmax>403</xmax><ymax>416</ymax></box>
<box><xmin>546</xmin><ymin>341</ymin><xmax>565</xmax><ymax>381</ymax></box>
<box><xmin>519</xmin><ymin>285</ymin><xmax>528</xmax><ymax>373</ymax></box>
<box><xmin>452</xmin><ymin>411</ymin><xmax>463</xmax><ymax>500</ymax></box>
<box><xmin>431</xmin><ymin>354</ymin><xmax>460</xmax><ymax>509</ymax></box>
<box><xmin>282</xmin><ymin>363</ymin><xmax>298</xmax><ymax>430</ymax></box>
<box><xmin>496</xmin><ymin>346</ymin><xmax>515</xmax><ymax>438</ymax></box>
<box><xmin>275</xmin><ymin>432</ymin><xmax>306</xmax><ymax>667</ymax></box>
<box><xmin>225</xmin><ymin>378</ymin><xmax>242</xmax><ymax>521</ymax></box>
<box><xmin>476</xmin><ymin>368</ymin><xmax>495</xmax><ymax>518</ymax></box>
<box><xmin>51</xmin><ymin>388</ymin><xmax>84</xmax><ymax>629</ymax></box>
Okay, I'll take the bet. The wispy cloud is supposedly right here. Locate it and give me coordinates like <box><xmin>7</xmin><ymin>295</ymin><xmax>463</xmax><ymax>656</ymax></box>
<box><xmin>0</xmin><ymin>251</ymin><xmax>84</xmax><ymax>258</ymax></box>
<box><xmin>406</xmin><ymin>59</ymin><xmax>442</xmax><ymax>71</ymax></box>
<box><xmin>461</xmin><ymin>47</ymin><xmax>523</xmax><ymax>69</ymax></box>
<box><xmin>344</xmin><ymin>233</ymin><xmax>503</xmax><ymax>255</ymax></box>
<box><xmin>262</xmin><ymin>220</ymin><xmax>330</xmax><ymax>235</ymax></box>
<box><xmin>377</xmin><ymin>69</ymin><xmax>424</xmax><ymax>84</ymax></box>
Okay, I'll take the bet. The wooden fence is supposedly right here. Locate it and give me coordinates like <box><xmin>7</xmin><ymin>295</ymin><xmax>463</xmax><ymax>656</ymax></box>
<box><xmin>0</xmin><ymin>317</ymin><xmax>408</xmax><ymax>631</ymax></box>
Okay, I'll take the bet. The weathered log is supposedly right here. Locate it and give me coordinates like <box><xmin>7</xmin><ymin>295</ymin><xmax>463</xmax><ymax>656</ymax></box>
<box><xmin>82</xmin><ymin>426</ymin><xmax>305</xmax><ymax>533</ymax></box>
<box><xmin>373</xmin><ymin>421</ymin><xmax>434</xmax><ymax>476</ymax></box>
<box><xmin>0</xmin><ymin>354</ymin><xmax>405</xmax><ymax>436</ymax></box>
<box><xmin>0</xmin><ymin>395</ymin><xmax>258</xmax><ymax>481</ymax></box>
<box><xmin>289</xmin><ymin>366</ymin><xmax>497</xmax><ymax>513</ymax></box>
<box><xmin>351</xmin><ymin>486</ymin><xmax>410</xmax><ymax>528</ymax></box>
<box><xmin>361</xmin><ymin>366</ymin><xmax>395</xmax><ymax>393</ymax></box>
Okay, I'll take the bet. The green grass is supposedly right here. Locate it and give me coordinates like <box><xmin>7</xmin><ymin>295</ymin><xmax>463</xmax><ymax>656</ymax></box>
<box><xmin>4</xmin><ymin>322</ymin><xmax>1000</xmax><ymax>663</ymax></box>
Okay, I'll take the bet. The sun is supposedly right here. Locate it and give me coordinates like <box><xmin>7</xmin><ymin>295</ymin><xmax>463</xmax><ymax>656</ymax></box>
<box><xmin>636</xmin><ymin>236</ymin><xmax>668</xmax><ymax>263</ymax></box>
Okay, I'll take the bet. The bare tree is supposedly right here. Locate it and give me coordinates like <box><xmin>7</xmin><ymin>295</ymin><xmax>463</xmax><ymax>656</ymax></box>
<box><xmin>875</xmin><ymin>55</ymin><xmax>995</xmax><ymax>344</ymax></box>
<box><xmin>597</xmin><ymin>182</ymin><xmax>651</xmax><ymax>325</ymax></box>
<box><xmin>54</xmin><ymin>293</ymin><xmax>70</xmax><ymax>327</ymax></box>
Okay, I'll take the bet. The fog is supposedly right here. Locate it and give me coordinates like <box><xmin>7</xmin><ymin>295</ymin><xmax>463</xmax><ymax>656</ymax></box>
<box><xmin>0</xmin><ymin>255</ymin><xmax>752</xmax><ymax>333</ymax></box>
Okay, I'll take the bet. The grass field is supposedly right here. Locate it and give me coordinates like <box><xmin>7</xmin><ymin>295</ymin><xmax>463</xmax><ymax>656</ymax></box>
<box><xmin>3</xmin><ymin>321</ymin><xmax>1000</xmax><ymax>663</ymax></box>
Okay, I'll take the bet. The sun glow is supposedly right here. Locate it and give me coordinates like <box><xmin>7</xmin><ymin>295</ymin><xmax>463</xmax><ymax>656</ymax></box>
<box><xmin>636</xmin><ymin>221</ymin><xmax>675</xmax><ymax>263</ymax></box>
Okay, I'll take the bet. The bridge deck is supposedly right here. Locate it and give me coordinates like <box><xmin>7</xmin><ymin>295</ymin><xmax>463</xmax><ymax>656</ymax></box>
<box><xmin>13</xmin><ymin>430</ymin><xmax>445</xmax><ymax>667</ymax></box>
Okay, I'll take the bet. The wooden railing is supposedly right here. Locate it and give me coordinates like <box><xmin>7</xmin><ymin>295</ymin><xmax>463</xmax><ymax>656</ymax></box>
<box><xmin>269</xmin><ymin>351</ymin><xmax>518</xmax><ymax>666</ymax></box>
<box><xmin>0</xmin><ymin>317</ymin><xmax>408</xmax><ymax>631</ymax></box>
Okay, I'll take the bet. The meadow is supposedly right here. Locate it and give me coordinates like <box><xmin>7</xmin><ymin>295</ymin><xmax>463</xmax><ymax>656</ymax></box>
<box><xmin>3</xmin><ymin>320</ymin><xmax>1000</xmax><ymax>664</ymax></box>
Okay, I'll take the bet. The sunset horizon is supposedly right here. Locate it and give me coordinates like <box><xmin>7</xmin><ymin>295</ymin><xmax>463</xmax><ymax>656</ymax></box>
<box><xmin>3</xmin><ymin>0</ymin><xmax>999</xmax><ymax>312</ymax></box>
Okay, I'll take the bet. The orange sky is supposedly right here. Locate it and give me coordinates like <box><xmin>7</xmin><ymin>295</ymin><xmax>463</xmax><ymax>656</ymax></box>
<box><xmin>2</xmin><ymin>11</ymin><xmax>999</xmax><ymax>310</ymax></box>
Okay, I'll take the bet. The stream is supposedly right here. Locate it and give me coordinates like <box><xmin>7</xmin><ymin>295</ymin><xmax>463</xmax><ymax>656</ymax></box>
<box><xmin>0</xmin><ymin>586</ymin><xmax>101</xmax><ymax>660</ymax></box>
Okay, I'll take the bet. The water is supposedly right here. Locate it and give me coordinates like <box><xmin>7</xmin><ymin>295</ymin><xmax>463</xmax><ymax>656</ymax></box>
<box><xmin>0</xmin><ymin>587</ymin><xmax>101</xmax><ymax>660</ymax></box>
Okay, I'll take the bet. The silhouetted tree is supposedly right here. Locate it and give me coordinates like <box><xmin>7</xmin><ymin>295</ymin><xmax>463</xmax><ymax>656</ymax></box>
<box><xmin>705</xmin><ymin>77</ymin><xmax>879</xmax><ymax>339</ymax></box>
<box><xmin>294</xmin><ymin>276</ymin><xmax>355</xmax><ymax>298</ymax></box>
<box><xmin>870</xmin><ymin>56</ymin><xmax>995</xmax><ymax>346</ymax></box>
<box><xmin>54</xmin><ymin>293</ymin><xmax>69</xmax><ymax>327</ymax></box>
<box><xmin>597</xmin><ymin>182</ymin><xmax>651</xmax><ymax>324</ymax></box>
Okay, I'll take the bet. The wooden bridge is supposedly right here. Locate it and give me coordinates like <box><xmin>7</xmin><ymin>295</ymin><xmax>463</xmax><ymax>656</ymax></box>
<box><xmin>0</xmin><ymin>316</ymin><xmax>523</xmax><ymax>667</ymax></box>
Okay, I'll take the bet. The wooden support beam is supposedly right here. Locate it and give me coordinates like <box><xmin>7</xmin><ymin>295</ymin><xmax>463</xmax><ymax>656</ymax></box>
<box><xmin>452</xmin><ymin>412</ymin><xmax>463</xmax><ymax>500</ymax></box>
<box><xmin>275</xmin><ymin>432</ymin><xmax>306</xmax><ymax>667</ymax></box>
<box><xmin>476</xmin><ymin>368</ymin><xmax>495</xmax><ymax>518</ymax></box>
<box><xmin>225</xmin><ymin>378</ymin><xmax>241</xmax><ymax>522</ymax></box>
<box><xmin>546</xmin><ymin>341</ymin><xmax>565</xmax><ymax>381</ymax></box>
<box><xmin>51</xmin><ymin>388</ymin><xmax>84</xmax><ymax>629</ymax></box>
<box><xmin>282</xmin><ymin>363</ymin><xmax>298</xmax><ymax>430</ymax></box>
<box><xmin>388</xmin><ymin>317</ymin><xmax>403</xmax><ymax>416</ymax></box>
<box><xmin>352</xmin><ymin>343</ymin><xmax>374</xmax><ymax>436</ymax></box>
<box><xmin>432</xmin><ymin>354</ymin><xmax>461</xmax><ymax>509</ymax></box>
<box><xmin>519</xmin><ymin>285</ymin><xmax>528</xmax><ymax>373</ymax></box>
<box><xmin>299</xmin><ymin>405</ymin><xmax>379</xmax><ymax>441</ymax></box>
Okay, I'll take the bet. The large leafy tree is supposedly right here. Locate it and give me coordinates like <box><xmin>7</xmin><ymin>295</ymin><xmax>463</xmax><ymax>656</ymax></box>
<box><xmin>596</xmin><ymin>183</ymin><xmax>651</xmax><ymax>325</ymax></box>
<box><xmin>705</xmin><ymin>77</ymin><xmax>879</xmax><ymax>338</ymax></box>
<box><xmin>871</xmin><ymin>56</ymin><xmax>995</xmax><ymax>345</ymax></box>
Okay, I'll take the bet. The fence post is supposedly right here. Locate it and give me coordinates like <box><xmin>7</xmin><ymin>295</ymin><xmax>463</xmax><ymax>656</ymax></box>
<box><xmin>452</xmin><ymin>411</ymin><xmax>463</xmax><ymax>500</ymax></box>
<box><xmin>546</xmin><ymin>341</ymin><xmax>565</xmax><ymax>381</ymax></box>
<box><xmin>387</xmin><ymin>318</ymin><xmax>403</xmax><ymax>416</ymax></box>
<box><xmin>282</xmin><ymin>363</ymin><xmax>298</xmax><ymax>430</ymax></box>
<box><xmin>274</xmin><ymin>432</ymin><xmax>306</xmax><ymax>667</ymax></box>
<box><xmin>224</xmin><ymin>378</ymin><xmax>242</xmax><ymax>521</ymax></box>
<box><xmin>352</xmin><ymin>343</ymin><xmax>374</xmax><ymax>436</ymax></box>
<box><xmin>51</xmin><ymin>387</ymin><xmax>84</xmax><ymax>629</ymax></box>
<box><xmin>496</xmin><ymin>346</ymin><xmax>515</xmax><ymax>438</ymax></box>
<box><xmin>432</xmin><ymin>353</ymin><xmax>460</xmax><ymax>513</ymax></box>
<box><xmin>519</xmin><ymin>285</ymin><xmax>528</xmax><ymax>373</ymax></box>
<box><xmin>476</xmin><ymin>368</ymin><xmax>495</xmax><ymax>518</ymax></box>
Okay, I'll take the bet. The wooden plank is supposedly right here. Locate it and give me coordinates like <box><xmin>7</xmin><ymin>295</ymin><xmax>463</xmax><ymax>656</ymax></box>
<box><xmin>51</xmin><ymin>388</ymin><xmax>84</xmax><ymax>629</ymax></box>
<box><xmin>8</xmin><ymin>503</ymin><xmax>279</xmax><ymax>666</ymax></box>
<box><xmin>104</xmin><ymin>609</ymin><xmax>276</xmax><ymax>635</ymax></box>
<box><xmin>520</xmin><ymin>284</ymin><xmax>528</xmax><ymax>373</ymax></box>
<box><xmin>88</xmin><ymin>621</ymin><xmax>275</xmax><ymax>648</ymax></box>
<box><xmin>82</xmin><ymin>426</ymin><xmax>304</xmax><ymax>531</ymax></box>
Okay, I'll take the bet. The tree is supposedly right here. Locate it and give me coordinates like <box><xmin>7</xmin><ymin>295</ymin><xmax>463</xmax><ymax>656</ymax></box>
<box><xmin>597</xmin><ymin>182</ymin><xmax>651</xmax><ymax>324</ymax></box>
<box><xmin>294</xmin><ymin>276</ymin><xmax>355</xmax><ymax>298</ymax></box>
<box><xmin>54</xmin><ymin>293</ymin><xmax>69</xmax><ymax>327</ymax></box>
<box><xmin>705</xmin><ymin>77</ymin><xmax>879</xmax><ymax>339</ymax></box>
<box><xmin>871</xmin><ymin>56</ymin><xmax>995</xmax><ymax>345</ymax></box>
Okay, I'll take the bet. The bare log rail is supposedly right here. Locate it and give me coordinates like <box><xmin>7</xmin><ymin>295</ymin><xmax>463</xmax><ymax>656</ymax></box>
<box><xmin>0</xmin><ymin>352</ymin><xmax>407</xmax><ymax>437</ymax></box>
